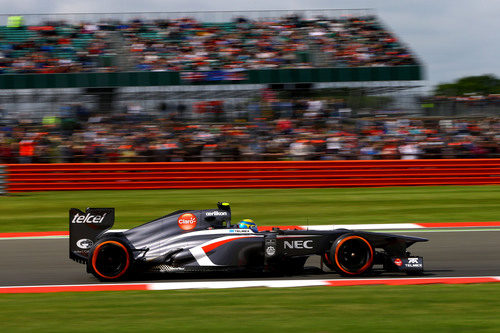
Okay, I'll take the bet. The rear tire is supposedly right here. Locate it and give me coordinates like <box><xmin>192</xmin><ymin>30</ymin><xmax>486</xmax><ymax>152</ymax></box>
<box><xmin>87</xmin><ymin>238</ymin><xmax>132</xmax><ymax>281</ymax></box>
<box><xmin>330</xmin><ymin>234</ymin><xmax>374</xmax><ymax>276</ymax></box>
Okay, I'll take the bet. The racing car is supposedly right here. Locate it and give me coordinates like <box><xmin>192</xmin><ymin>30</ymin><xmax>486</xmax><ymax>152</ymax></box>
<box><xmin>69</xmin><ymin>203</ymin><xmax>427</xmax><ymax>281</ymax></box>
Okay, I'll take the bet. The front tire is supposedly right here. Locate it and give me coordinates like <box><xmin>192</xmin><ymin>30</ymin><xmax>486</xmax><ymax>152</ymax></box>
<box><xmin>87</xmin><ymin>238</ymin><xmax>132</xmax><ymax>281</ymax></box>
<box><xmin>330</xmin><ymin>234</ymin><xmax>374</xmax><ymax>276</ymax></box>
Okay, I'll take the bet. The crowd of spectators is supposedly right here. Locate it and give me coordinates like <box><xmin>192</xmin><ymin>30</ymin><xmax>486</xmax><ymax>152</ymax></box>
<box><xmin>0</xmin><ymin>100</ymin><xmax>497</xmax><ymax>163</ymax></box>
<box><xmin>124</xmin><ymin>15</ymin><xmax>417</xmax><ymax>71</ymax></box>
<box><xmin>0</xmin><ymin>22</ymin><xmax>115</xmax><ymax>73</ymax></box>
<box><xmin>0</xmin><ymin>14</ymin><xmax>417</xmax><ymax>74</ymax></box>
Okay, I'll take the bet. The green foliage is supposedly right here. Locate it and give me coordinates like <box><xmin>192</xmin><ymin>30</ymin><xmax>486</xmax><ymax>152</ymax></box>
<box><xmin>434</xmin><ymin>74</ymin><xmax>500</xmax><ymax>96</ymax></box>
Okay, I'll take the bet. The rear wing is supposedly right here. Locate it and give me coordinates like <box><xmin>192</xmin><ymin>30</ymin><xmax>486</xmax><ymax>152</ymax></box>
<box><xmin>69</xmin><ymin>208</ymin><xmax>115</xmax><ymax>263</ymax></box>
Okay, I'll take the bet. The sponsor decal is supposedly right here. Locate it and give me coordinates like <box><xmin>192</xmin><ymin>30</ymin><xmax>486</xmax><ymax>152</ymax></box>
<box><xmin>284</xmin><ymin>240</ymin><xmax>313</xmax><ymax>250</ymax></box>
<box><xmin>394</xmin><ymin>258</ymin><xmax>403</xmax><ymax>267</ymax></box>
<box><xmin>265</xmin><ymin>246</ymin><xmax>276</xmax><ymax>256</ymax></box>
<box><xmin>178</xmin><ymin>213</ymin><xmax>197</xmax><ymax>231</ymax></box>
<box><xmin>205</xmin><ymin>211</ymin><xmax>228</xmax><ymax>217</ymax></box>
<box><xmin>405</xmin><ymin>257</ymin><xmax>423</xmax><ymax>268</ymax></box>
<box><xmin>229</xmin><ymin>229</ymin><xmax>251</xmax><ymax>233</ymax></box>
<box><xmin>71</xmin><ymin>213</ymin><xmax>107</xmax><ymax>224</ymax></box>
<box><xmin>181</xmin><ymin>70</ymin><xmax>247</xmax><ymax>83</ymax></box>
<box><xmin>76</xmin><ymin>238</ymin><xmax>94</xmax><ymax>249</ymax></box>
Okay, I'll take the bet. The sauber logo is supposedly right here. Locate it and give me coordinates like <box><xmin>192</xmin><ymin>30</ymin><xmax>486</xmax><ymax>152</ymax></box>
<box><xmin>284</xmin><ymin>240</ymin><xmax>313</xmax><ymax>249</ymax></box>
<box><xmin>71</xmin><ymin>213</ymin><xmax>107</xmax><ymax>224</ymax></box>
<box><xmin>178</xmin><ymin>213</ymin><xmax>197</xmax><ymax>231</ymax></box>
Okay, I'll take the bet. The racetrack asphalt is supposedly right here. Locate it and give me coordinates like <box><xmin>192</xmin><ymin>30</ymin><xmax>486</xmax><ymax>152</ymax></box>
<box><xmin>1</xmin><ymin>229</ymin><xmax>500</xmax><ymax>287</ymax></box>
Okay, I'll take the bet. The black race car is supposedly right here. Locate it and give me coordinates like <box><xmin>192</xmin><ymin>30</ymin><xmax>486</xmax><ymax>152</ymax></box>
<box><xmin>69</xmin><ymin>203</ymin><xmax>427</xmax><ymax>281</ymax></box>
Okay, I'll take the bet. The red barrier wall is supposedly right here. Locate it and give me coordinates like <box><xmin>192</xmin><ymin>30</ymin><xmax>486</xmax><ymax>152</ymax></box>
<box><xmin>5</xmin><ymin>159</ymin><xmax>500</xmax><ymax>192</ymax></box>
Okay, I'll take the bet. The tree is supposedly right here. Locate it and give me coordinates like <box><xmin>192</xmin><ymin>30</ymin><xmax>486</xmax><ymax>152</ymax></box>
<box><xmin>434</xmin><ymin>74</ymin><xmax>500</xmax><ymax>96</ymax></box>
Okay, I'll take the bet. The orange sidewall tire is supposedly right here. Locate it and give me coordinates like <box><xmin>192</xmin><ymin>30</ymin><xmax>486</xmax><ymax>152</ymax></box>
<box><xmin>91</xmin><ymin>240</ymin><xmax>131</xmax><ymax>280</ymax></box>
<box><xmin>333</xmin><ymin>235</ymin><xmax>374</xmax><ymax>276</ymax></box>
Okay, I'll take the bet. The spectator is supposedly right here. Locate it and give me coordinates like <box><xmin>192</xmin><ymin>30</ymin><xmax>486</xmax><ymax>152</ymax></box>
<box><xmin>398</xmin><ymin>140</ymin><xmax>420</xmax><ymax>160</ymax></box>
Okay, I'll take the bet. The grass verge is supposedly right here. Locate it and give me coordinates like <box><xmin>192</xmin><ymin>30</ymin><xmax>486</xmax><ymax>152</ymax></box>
<box><xmin>0</xmin><ymin>185</ymin><xmax>499</xmax><ymax>232</ymax></box>
<box><xmin>1</xmin><ymin>284</ymin><xmax>500</xmax><ymax>332</ymax></box>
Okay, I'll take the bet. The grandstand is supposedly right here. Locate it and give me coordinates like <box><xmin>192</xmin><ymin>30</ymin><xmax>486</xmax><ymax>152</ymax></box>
<box><xmin>0</xmin><ymin>9</ymin><xmax>419</xmax><ymax>72</ymax></box>
<box><xmin>10</xmin><ymin>10</ymin><xmax>497</xmax><ymax>165</ymax></box>
<box><xmin>0</xmin><ymin>9</ymin><xmax>423</xmax><ymax>119</ymax></box>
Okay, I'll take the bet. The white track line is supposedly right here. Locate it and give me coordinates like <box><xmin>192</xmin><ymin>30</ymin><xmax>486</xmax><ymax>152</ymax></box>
<box><xmin>2</xmin><ymin>276</ymin><xmax>500</xmax><ymax>294</ymax></box>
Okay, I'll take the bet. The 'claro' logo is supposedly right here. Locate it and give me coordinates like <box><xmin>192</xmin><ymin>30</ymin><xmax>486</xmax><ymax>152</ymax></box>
<box><xmin>178</xmin><ymin>213</ymin><xmax>197</xmax><ymax>231</ymax></box>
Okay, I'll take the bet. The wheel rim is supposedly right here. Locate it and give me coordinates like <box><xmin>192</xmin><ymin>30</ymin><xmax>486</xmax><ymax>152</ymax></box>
<box><xmin>334</xmin><ymin>236</ymin><xmax>373</xmax><ymax>275</ymax></box>
<box><xmin>92</xmin><ymin>241</ymin><xmax>130</xmax><ymax>279</ymax></box>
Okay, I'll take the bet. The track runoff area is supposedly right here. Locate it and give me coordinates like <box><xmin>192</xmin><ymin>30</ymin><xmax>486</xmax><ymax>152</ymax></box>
<box><xmin>1</xmin><ymin>221</ymin><xmax>500</xmax><ymax>294</ymax></box>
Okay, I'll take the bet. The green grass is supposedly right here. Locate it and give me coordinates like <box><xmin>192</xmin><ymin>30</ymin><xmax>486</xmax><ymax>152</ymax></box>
<box><xmin>2</xmin><ymin>285</ymin><xmax>500</xmax><ymax>332</ymax></box>
<box><xmin>1</xmin><ymin>185</ymin><xmax>499</xmax><ymax>232</ymax></box>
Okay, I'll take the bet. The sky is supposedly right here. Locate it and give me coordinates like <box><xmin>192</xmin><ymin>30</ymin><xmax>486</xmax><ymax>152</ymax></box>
<box><xmin>1</xmin><ymin>0</ymin><xmax>499</xmax><ymax>90</ymax></box>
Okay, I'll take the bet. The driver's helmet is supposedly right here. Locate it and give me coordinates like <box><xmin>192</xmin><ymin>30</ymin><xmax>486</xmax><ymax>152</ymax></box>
<box><xmin>238</xmin><ymin>219</ymin><xmax>257</xmax><ymax>232</ymax></box>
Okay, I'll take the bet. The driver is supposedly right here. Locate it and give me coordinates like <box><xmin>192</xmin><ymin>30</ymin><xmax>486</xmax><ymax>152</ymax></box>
<box><xmin>238</xmin><ymin>219</ymin><xmax>257</xmax><ymax>232</ymax></box>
